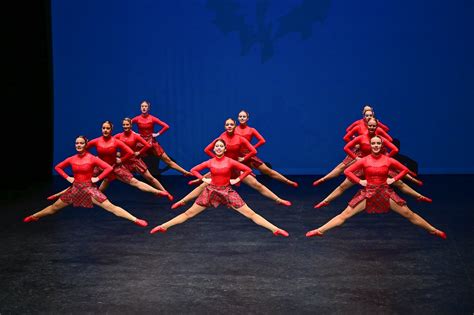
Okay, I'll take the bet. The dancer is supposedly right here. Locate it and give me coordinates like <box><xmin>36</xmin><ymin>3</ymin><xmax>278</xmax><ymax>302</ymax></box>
<box><xmin>132</xmin><ymin>100</ymin><xmax>191</xmax><ymax>176</ymax></box>
<box><xmin>150</xmin><ymin>139</ymin><xmax>289</xmax><ymax>236</ymax></box>
<box><xmin>23</xmin><ymin>136</ymin><xmax>148</xmax><ymax>227</ymax></box>
<box><xmin>115</xmin><ymin>117</ymin><xmax>170</xmax><ymax>194</ymax></box>
<box><xmin>48</xmin><ymin>121</ymin><xmax>172</xmax><ymax>200</ymax></box>
<box><xmin>235</xmin><ymin>110</ymin><xmax>298</xmax><ymax>187</ymax></box>
<box><xmin>306</xmin><ymin>135</ymin><xmax>446</xmax><ymax>239</ymax></box>
<box><xmin>346</xmin><ymin>105</ymin><xmax>389</xmax><ymax>134</ymax></box>
<box><xmin>314</xmin><ymin>118</ymin><xmax>431</xmax><ymax>208</ymax></box>
<box><xmin>172</xmin><ymin>118</ymin><xmax>291</xmax><ymax>209</ymax></box>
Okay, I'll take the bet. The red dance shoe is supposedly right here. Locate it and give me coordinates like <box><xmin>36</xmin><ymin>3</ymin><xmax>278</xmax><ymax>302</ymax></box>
<box><xmin>273</xmin><ymin>229</ymin><xmax>289</xmax><ymax>237</ymax></box>
<box><xmin>306</xmin><ymin>229</ymin><xmax>324</xmax><ymax>238</ymax></box>
<box><xmin>150</xmin><ymin>226</ymin><xmax>167</xmax><ymax>234</ymax></box>
<box><xmin>277</xmin><ymin>199</ymin><xmax>292</xmax><ymax>206</ymax></box>
<box><xmin>431</xmin><ymin>230</ymin><xmax>447</xmax><ymax>240</ymax></box>
<box><xmin>413</xmin><ymin>178</ymin><xmax>423</xmax><ymax>186</ymax></box>
<box><xmin>312</xmin><ymin>178</ymin><xmax>324</xmax><ymax>187</ymax></box>
<box><xmin>165</xmin><ymin>192</ymin><xmax>174</xmax><ymax>201</ymax></box>
<box><xmin>134</xmin><ymin>219</ymin><xmax>148</xmax><ymax>227</ymax></box>
<box><xmin>171</xmin><ymin>201</ymin><xmax>185</xmax><ymax>210</ymax></box>
<box><xmin>314</xmin><ymin>200</ymin><xmax>329</xmax><ymax>209</ymax></box>
<box><xmin>288</xmin><ymin>181</ymin><xmax>298</xmax><ymax>188</ymax></box>
<box><xmin>188</xmin><ymin>178</ymin><xmax>201</xmax><ymax>186</ymax></box>
<box><xmin>23</xmin><ymin>215</ymin><xmax>39</xmax><ymax>223</ymax></box>
<box><xmin>417</xmin><ymin>195</ymin><xmax>432</xmax><ymax>203</ymax></box>
<box><xmin>46</xmin><ymin>194</ymin><xmax>60</xmax><ymax>201</ymax></box>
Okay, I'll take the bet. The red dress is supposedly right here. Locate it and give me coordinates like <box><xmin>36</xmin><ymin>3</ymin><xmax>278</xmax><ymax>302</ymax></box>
<box><xmin>204</xmin><ymin>132</ymin><xmax>257</xmax><ymax>179</ymax></box>
<box><xmin>87</xmin><ymin>136</ymin><xmax>135</xmax><ymax>183</ymax></box>
<box><xmin>114</xmin><ymin>131</ymin><xmax>151</xmax><ymax>174</ymax></box>
<box><xmin>193</xmin><ymin>156</ymin><xmax>252</xmax><ymax>208</ymax></box>
<box><xmin>344</xmin><ymin>154</ymin><xmax>408</xmax><ymax>213</ymax></box>
<box><xmin>234</xmin><ymin>124</ymin><xmax>266</xmax><ymax>167</ymax></box>
<box><xmin>55</xmin><ymin>152</ymin><xmax>112</xmax><ymax>208</ymax></box>
<box><xmin>131</xmin><ymin>113</ymin><xmax>169</xmax><ymax>157</ymax></box>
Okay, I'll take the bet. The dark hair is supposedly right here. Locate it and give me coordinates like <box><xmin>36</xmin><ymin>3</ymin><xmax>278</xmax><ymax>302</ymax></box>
<box><xmin>76</xmin><ymin>135</ymin><xmax>88</xmax><ymax>145</ymax></box>
<box><xmin>214</xmin><ymin>138</ymin><xmax>227</xmax><ymax>147</ymax></box>
<box><xmin>141</xmin><ymin>100</ymin><xmax>151</xmax><ymax>107</ymax></box>
<box><xmin>102</xmin><ymin>120</ymin><xmax>114</xmax><ymax>130</ymax></box>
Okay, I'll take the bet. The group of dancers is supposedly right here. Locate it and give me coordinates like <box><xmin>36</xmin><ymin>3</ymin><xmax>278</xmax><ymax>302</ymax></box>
<box><xmin>23</xmin><ymin>101</ymin><xmax>446</xmax><ymax>240</ymax></box>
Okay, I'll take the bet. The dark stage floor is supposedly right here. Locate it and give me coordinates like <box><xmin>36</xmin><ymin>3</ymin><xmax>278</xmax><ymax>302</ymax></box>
<box><xmin>1</xmin><ymin>174</ymin><xmax>473</xmax><ymax>314</ymax></box>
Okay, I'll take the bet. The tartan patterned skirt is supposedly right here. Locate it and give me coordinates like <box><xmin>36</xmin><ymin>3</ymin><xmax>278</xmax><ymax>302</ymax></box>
<box><xmin>349</xmin><ymin>183</ymin><xmax>406</xmax><ymax>214</ymax></box>
<box><xmin>240</xmin><ymin>150</ymin><xmax>264</xmax><ymax>168</ymax></box>
<box><xmin>196</xmin><ymin>184</ymin><xmax>245</xmax><ymax>209</ymax></box>
<box><xmin>94</xmin><ymin>164</ymin><xmax>134</xmax><ymax>183</ymax></box>
<box><xmin>124</xmin><ymin>156</ymin><xmax>148</xmax><ymax>174</ymax></box>
<box><xmin>342</xmin><ymin>146</ymin><xmax>362</xmax><ymax>166</ymax></box>
<box><xmin>59</xmin><ymin>181</ymin><xmax>107</xmax><ymax>208</ymax></box>
<box><xmin>137</xmin><ymin>135</ymin><xmax>165</xmax><ymax>157</ymax></box>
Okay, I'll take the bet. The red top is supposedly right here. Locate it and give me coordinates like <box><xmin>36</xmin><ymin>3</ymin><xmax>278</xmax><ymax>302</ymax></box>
<box><xmin>234</xmin><ymin>124</ymin><xmax>266</xmax><ymax>149</ymax></box>
<box><xmin>114</xmin><ymin>131</ymin><xmax>151</xmax><ymax>156</ymax></box>
<box><xmin>204</xmin><ymin>132</ymin><xmax>257</xmax><ymax>162</ymax></box>
<box><xmin>344</xmin><ymin>153</ymin><xmax>409</xmax><ymax>185</ymax></box>
<box><xmin>191</xmin><ymin>156</ymin><xmax>252</xmax><ymax>186</ymax></box>
<box><xmin>131</xmin><ymin>113</ymin><xmax>169</xmax><ymax>138</ymax></box>
<box><xmin>55</xmin><ymin>152</ymin><xmax>113</xmax><ymax>183</ymax></box>
<box><xmin>87</xmin><ymin>136</ymin><xmax>134</xmax><ymax>166</ymax></box>
<box><xmin>344</xmin><ymin>133</ymin><xmax>398</xmax><ymax>159</ymax></box>
<box><xmin>346</xmin><ymin>119</ymin><xmax>389</xmax><ymax>133</ymax></box>
<box><xmin>343</xmin><ymin>124</ymin><xmax>392</xmax><ymax>142</ymax></box>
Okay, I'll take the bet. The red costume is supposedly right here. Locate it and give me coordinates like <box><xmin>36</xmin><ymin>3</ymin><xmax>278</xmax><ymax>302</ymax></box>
<box><xmin>346</xmin><ymin>119</ymin><xmax>389</xmax><ymax>133</ymax></box>
<box><xmin>114</xmin><ymin>131</ymin><xmax>152</xmax><ymax>174</ymax></box>
<box><xmin>205</xmin><ymin>132</ymin><xmax>257</xmax><ymax>164</ymax></box>
<box><xmin>55</xmin><ymin>152</ymin><xmax>112</xmax><ymax>208</ymax></box>
<box><xmin>192</xmin><ymin>156</ymin><xmax>252</xmax><ymax>208</ymax></box>
<box><xmin>344</xmin><ymin>154</ymin><xmax>408</xmax><ymax>213</ymax></box>
<box><xmin>131</xmin><ymin>113</ymin><xmax>169</xmax><ymax>157</ymax></box>
<box><xmin>344</xmin><ymin>134</ymin><xmax>398</xmax><ymax>159</ymax></box>
<box><xmin>87</xmin><ymin>136</ymin><xmax>134</xmax><ymax>182</ymax></box>
<box><xmin>234</xmin><ymin>124</ymin><xmax>266</xmax><ymax>167</ymax></box>
<box><xmin>343</xmin><ymin>124</ymin><xmax>392</xmax><ymax>143</ymax></box>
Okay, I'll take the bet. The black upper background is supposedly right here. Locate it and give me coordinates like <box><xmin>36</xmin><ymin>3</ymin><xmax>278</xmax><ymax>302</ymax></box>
<box><xmin>4</xmin><ymin>0</ymin><xmax>53</xmax><ymax>188</ymax></box>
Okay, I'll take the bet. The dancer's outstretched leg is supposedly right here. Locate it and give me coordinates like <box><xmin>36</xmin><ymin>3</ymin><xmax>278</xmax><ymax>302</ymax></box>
<box><xmin>256</xmin><ymin>163</ymin><xmax>298</xmax><ymax>187</ymax></box>
<box><xmin>151</xmin><ymin>203</ymin><xmax>207</xmax><ymax>233</ymax></box>
<box><xmin>389</xmin><ymin>200</ymin><xmax>445</xmax><ymax>239</ymax></box>
<box><xmin>312</xmin><ymin>162</ymin><xmax>348</xmax><ymax>186</ymax></box>
<box><xmin>314</xmin><ymin>178</ymin><xmax>354</xmax><ymax>208</ymax></box>
<box><xmin>160</xmin><ymin>152</ymin><xmax>192</xmax><ymax>176</ymax></box>
<box><xmin>392</xmin><ymin>181</ymin><xmax>432</xmax><ymax>203</ymax></box>
<box><xmin>233</xmin><ymin>204</ymin><xmax>289</xmax><ymax>236</ymax></box>
<box><xmin>306</xmin><ymin>201</ymin><xmax>366</xmax><ymax>237</ymax></box>
<box><xmin>242</xmin><ymin>176</ymin><xmax>291</xmax><ymax>206</ymax></box>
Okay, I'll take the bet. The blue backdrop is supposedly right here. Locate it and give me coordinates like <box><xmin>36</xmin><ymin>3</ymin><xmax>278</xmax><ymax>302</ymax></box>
<box><xmin>51</xmin><ymin>0</ymin><xmax>474</xmax><ymax>174</ymax></box>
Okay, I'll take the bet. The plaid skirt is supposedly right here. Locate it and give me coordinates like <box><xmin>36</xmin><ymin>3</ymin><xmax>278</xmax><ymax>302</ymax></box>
<box><xmin>60</xmin><ymin>181</ymin><xmax>107</xmax><ymax>208</ymax></box>
<box><xmin>240</xmin><ymin>150</ymin><xmax>264</xmax><ymax>168</ymax></box>
<box><xmin>94</xmin><ymin>164</ymin><xmax>133</xmax><ymax>183</ymax></box>
<box><xmin>342</xmin><ymin>146</ymin><xmax>362</xmax><ymax>166</ymax></box>
<box><xmin>137</xmin><ymin>135</ymin><xmax>165</xmax><ymax>157</ymax></box>
<box><xmin>124</xmin><ymin>156</ymin><xmax>148</xmax><ymax>174</ymax></box>
<box><xmin>349</xmin><ymin>183</ymin><xmax>406</xmax><ymax>214</ymax></box>
<box><xmin>196</xmin><ymin>184</ymin><xmax>245</xmax><ymax>209</ymax></box>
